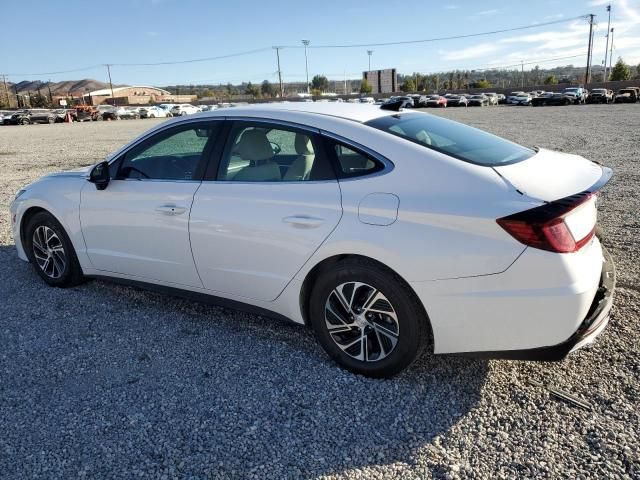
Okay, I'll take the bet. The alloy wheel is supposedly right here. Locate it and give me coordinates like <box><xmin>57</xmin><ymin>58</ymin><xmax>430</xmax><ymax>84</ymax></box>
<box><xmin>324</xmin><ymin>282</ymin><xmax>399</xmax><ymax>362</ymax></box>
<box><xmin>32</xmin><ymin>226</ymin><xmax>66</xmax><ymax>279</ymax></box>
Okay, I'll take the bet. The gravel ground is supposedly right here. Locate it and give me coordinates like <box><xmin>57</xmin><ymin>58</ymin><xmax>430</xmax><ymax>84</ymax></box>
<box><xmin>0</xmin><ymin>106</ymin><xmax>638</xmax><ymax>479</ymax></box>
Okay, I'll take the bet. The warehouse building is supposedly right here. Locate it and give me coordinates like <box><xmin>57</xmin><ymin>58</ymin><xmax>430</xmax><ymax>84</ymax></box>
<box><xmin>83</xmin><ymin>85</ymin><xmax>195</xmax><ymax>105</ymax></box>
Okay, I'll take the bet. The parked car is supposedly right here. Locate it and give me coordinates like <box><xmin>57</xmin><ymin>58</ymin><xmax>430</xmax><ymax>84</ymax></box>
<box><xmin>51</xmin><ymin>109</ymin><xmax>74</xmax><ymax>122</ymax></box>
<box><xmin>359</xmin><ymin>97</ymin><xmax>375</xmax><ymax>104</ymax></box>
<box><xmin>390</xmin><ymin>96</ymin><xmax>415</xmax><ymax>108</ymax></box>
<box><xmin>425</xmin><ymin>95</ymin><xmax>447</xmax><ymax>108</ymax></box>
<box><xmin>467</xmin><ymin>94</ymin><xmax>490</xmax><ymax>107</ymax></box>
<box><xmin>446</xmin><ymin>95</ymin><xmax>468</xmax><ymax>107</ymax></box>
<box><xmin>587</xmin><ymin>88</ymin><xmax>614</xmax><ymax>104</ymax></box>
<box><xmin>199</xmin><ymin>105</ymin><xmax>219</xmax><ymax>112</ymax></box>
<box><xmin>562</xmin><ymin>87</ymin><xmax>587</xmax><ymax>104</ymax></box>
<box><xmin>11</xmin><ymin>102</ymin><xmax>615</xmax><ymax>378</ymax></box>
<box><xmin>508</xmin><ymin>92</ymin><xmax>532</xmax><ymax>106</ymax></box>
<box><xmin>614</xmin><ymin>88</ymin><xmax>639</xmax><ymax>103</ymax></box>
<box><xmin>4</xmin><ymin>108</ymin><xmax>56</xmax><ymax>125</ymax></box>
<box><xmin>531</xmin><ymin>92</ymin><xmax>577</xmax><ymax>106</ymax></box>
<box><xmin>0</xmin><ymin>110</ymin><xmax>14</xmax><ymax>124</ymax></box>
<box><xmin>139</xmin><ymin>106</ymin><xmax>168</xmax><ymax>118</ymax></box>
<box><xmin>483</xmin><ymin>93</ymin><xmax>499</xmax><ymax>105</ymax></box>
<box><xmin>496</xmin><ymin>93</ymin><xmax>506</xmax><ymax>104</ymax></box>
<box><xmin>170</xmin><ymin>104</ymin><xmax>200</xmax><ymax>116</ymax></box>
<box><xmin>158</xmin><ymin>104</ymin><xmax>176</xmax><ymax>117</ymax></box>
<box><xmin>102</xmin><ymin>106</ymin><xmax>138</xmax><ymax>120</ymax></box>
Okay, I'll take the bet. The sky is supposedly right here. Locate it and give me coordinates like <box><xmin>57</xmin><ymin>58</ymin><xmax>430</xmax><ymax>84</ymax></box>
<box><xmin>1</xmin><ymin>0</ymin><xmax>639</xmax><ymax>86</ymax></box>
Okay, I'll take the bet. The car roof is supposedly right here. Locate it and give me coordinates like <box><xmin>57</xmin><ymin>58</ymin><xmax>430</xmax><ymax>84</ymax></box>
<box><xmin>199</xmin><ymin>102</ymin><xmax>399</xmax><ymax>124</ymax></box>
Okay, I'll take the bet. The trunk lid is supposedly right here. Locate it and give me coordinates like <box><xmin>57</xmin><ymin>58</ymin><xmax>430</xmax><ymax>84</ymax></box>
<box><xmin>494</xmin><ymin>148</ymin><xmax>606</xmax><ymax>202</ymax></box>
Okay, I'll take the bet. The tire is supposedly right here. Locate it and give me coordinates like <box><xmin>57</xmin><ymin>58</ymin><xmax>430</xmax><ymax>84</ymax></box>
<box><xmin>309</xmin><ymin>258</ymin><xmax>430</xmax><ymax>378</ymax></box>
<box><xmin>47</xmin><ymin>117</ymin><xmax>55</xmax><ymax>124</ymax></box>
<box><xmin>24</xmin><ymin>211</ymin><xmax>84</xmax><ymax>288</ymax></box>
<box><xmin>180</xmin><ymin>111</ymin><xmax>187</xmax><ymax>116</ymax></box>
<box><xmin>21</xmin><ymin>118</ymin><xmax>30</xmax><ymax>125</ymax></box>
<box><xmin>150</xmin><ymin>114</ymin><xmax>155</xmax><ymax>118</ymax></box>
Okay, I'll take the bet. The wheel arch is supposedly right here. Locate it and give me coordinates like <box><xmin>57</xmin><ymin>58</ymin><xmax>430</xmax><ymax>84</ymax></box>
<box><xmin>19</xmin><ymin>206</ymin><xmax>71</xmax><ymax>255</ymax></box>
<box><xmin>299</xmin><ymin>253</ymin><xmax>434</xmax><ymax>346</ymax></box>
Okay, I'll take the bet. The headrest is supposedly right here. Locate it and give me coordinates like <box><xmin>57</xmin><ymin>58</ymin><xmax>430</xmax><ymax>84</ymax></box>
<box><xmin>295</xmin><ymin>133</ymin><xmax>314</xmax><ymax>155</ymax></box>
<box><xmin>236</xmin><ymin>129</ymin><xmax>274</xmax><ymax>161</ymax></box>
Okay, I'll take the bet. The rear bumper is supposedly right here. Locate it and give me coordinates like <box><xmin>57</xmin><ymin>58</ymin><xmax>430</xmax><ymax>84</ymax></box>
<box><xmin>461</xmin><ymin>245</ymin><xmax>615</xmax><ymax>361</ymax></box>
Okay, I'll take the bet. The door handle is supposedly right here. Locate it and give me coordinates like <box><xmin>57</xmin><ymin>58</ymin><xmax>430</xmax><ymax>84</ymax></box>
<box><xmin>155</xmin><ymin>204</ymin><xmax>187</xmax><ymax>215</ymax></box>
<box><xmin>282</xmin><ymin>215</ymin><xmax>325</xmax><ymax>228</ymax></box>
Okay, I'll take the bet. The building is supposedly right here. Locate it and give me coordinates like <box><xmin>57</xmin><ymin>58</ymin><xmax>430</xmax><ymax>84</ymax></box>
<box><xmin>83</xmin><ymin>85</ymin><xmax>195</xmax><ymax>105</ymax></box>
<box><xmin>363</xmin><ymin>69</ymin><xmax>397</xmax><ymax>94</ymax></box>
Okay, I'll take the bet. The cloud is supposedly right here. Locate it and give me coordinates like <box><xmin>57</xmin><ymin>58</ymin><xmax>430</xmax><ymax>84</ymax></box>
<box><xmin>477</xmin><ymin>8</ymin><xmax>501</xmax><ymax>15</ymax></box>
<box><xmin>439</xmin><ymin>43</ymin><xmax>502</xmax><ymax>61</ymax></box>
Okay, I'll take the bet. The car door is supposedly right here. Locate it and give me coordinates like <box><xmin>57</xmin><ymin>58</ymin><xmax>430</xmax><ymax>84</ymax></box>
<box><xmin>80</xmin><ymin>120</ymin><xmax>221</xmax><ymax>287</ymax></box>
<box><xmin>189</xmin><ymin>120</ymin><xmax>342</xmax><ymax>301</ymax></box>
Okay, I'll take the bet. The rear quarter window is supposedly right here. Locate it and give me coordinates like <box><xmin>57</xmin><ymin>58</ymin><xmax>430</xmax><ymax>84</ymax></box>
<box><xmin>365</xmin><ymin>113</ymin><xmax>535</xmax><ymax>166</ymax></box>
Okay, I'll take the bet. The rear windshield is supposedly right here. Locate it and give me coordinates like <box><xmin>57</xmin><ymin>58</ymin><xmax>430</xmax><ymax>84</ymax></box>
<box><xmin>365</xmin><ymin>112</ymin><xmax>535</xmax><ymax>166</ymax></box>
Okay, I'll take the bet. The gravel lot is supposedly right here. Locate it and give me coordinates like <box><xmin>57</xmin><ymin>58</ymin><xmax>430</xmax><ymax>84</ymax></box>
<box><xmin>1</xmin><ymin>106</ymin><xmax>638</xmax><ymax>479</ymax></box>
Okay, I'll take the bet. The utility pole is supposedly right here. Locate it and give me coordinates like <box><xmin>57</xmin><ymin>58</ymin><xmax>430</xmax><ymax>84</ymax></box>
<box><xmin>105</xmin><ymin>64</ymin><xmax>115</xmax><ymax>106</ymax></box>
<box><xmin>585</xmin><ymin>14</ymin><xmax>595</xmax><ymax>85</ymax></box>
<box><xmin>608</xmin><ymin>28</ymin><xmax>615</xmax><ymax>76</ymax></box>
<box><xmin>367</xmin><ymin>50</ymin><xmax>373</xmax><ymax>72</ymax></box>
<box><xmin>273</xmin><ymin>47</ymin><xmax>284</xmax><ymax>98</ymax></box>
<box><xmin>302</xmin><ymin>40</ymin><xmax>310</xmax><ymax>94</ymax></box>
<box><xmin>13</xmin><ymin>84</ymin><xmax>20</xmax><ymax>108</ymax></box>
<box><xmin>603</xmin><ymin>5</ymin><xmax>611</xmax><ymax>81</ymax></box>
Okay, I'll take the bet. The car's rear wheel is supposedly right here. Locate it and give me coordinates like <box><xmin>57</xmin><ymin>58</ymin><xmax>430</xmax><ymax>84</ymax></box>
<box><xmin>21</xmin><ymin>118</ymin><xmax>30</xmax><ymax>125</ymax></box>
<box><xmin>24</xmin><ymin>211</ymin><xmax>84</xmax><ymax>288</ymax></box>
<box><xmin>47</xmin><ymin>117</ymin><xmax>55</xmax><ymax>124</ymax></box>
<box><xmin>309</xmin><ymin>259</ymin><xmax>430</xmax><ymax>378</ymax></box>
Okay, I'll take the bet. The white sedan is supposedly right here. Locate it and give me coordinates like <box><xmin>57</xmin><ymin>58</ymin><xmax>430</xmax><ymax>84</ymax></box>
<box><xmin>170</xmin><ymin>104</ymin><xmax>201</xmax><ymax>116</ymax></box>
<box><xmin>139</xmin><ymin>106</ymin><xmax>168</xmax><ymax>118</ymax></box>
<box><xmin>9</xmin><ymin>103</ymin><xmax>615</xmax><ymax>377</ymax></box>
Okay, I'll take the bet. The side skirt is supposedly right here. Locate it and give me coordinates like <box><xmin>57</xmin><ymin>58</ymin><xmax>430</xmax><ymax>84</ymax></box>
<box><xmin>88</xmin><ymin>275</ymin><xmax>299</xmax><ymax>326</ymax></box>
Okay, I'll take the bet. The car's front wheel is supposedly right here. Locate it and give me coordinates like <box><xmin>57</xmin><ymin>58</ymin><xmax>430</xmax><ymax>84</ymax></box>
<box><xmin>309</xmin><ymin>259</ymin><xmax>430</xmax><ymax>378</ymax></box>
<box><xmin>24</xmin><ymin>211</ymin><xmax>84</xmax><ymax>288</ymax></box>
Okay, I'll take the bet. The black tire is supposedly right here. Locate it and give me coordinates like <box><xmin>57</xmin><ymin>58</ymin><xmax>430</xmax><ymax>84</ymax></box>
<box><xmin>21</xmin><ymin>118</ymin><xmax>30</xmax><ymax>125</ymax></box>
<box><xmin>24</xmin><ymin>211</ymin><xmax>84</xmax><ymax>288</ymax></box>
<box><xmin>309</xmin><ymin>258</ymin><xmax>430</xmax><ymax>378</ymax></box>
<box><xmin>47</xmin><ymin>116</ymin><xmax>55</xmax><ymax>124</ymax></box>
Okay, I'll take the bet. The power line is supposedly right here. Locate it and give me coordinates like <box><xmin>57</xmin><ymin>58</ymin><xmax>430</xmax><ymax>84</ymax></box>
<box><xmin>4</xmin><ymin>65</ymin><xmax>103</xmax><ymax>77</ymax></box>
<box><xmin>282</xmin><ymin>15</ymin><xmax>590</xmax><ymax>49</ymax></box>
<box><xmin>110</xmin><ymin>47</ymin><xmax>272</xmax><ymax>67</ymax></box>
<box><xmin>3</xmin><ymin>15</ymin><xmax>593</xmax><ymax>78</ymax></box>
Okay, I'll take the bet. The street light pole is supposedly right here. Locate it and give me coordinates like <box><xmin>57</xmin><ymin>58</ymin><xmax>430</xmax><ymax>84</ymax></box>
<box><xmin>603</xmin><ymin>4</ymin><xmax>612</xmax><ymax>81</ymax></box>
<box><xmin>608</xmin><ymin>28</ymin><xmax>615</xmax><ymax>76</ymax></box>
<box><xmin>367</xmin><ymin>50</ymin><xmax>373</xmax><ymax>72</ymax></box>
<box><xmin>302</xmin><ymin>40</ymin><xmax>310</xmax><ymax>94</ymax></box>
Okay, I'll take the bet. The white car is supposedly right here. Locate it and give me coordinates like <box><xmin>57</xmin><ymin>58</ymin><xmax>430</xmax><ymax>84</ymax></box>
<box><xmin>139</xmin><ymin>106</ymin><xmax>168</xmax><ymax>118</ymax></box>
<box><xmin>9</xmin><ymin>103</ymin><xmax>615</xmax><ymax>377</ymax></box>
<box><xmin>170</xmin><ymin>104</ymin><xmax>200</xmax><ymax>116</ymax></box>
<box><xmin>508</xmin><ymin>92</ymin><xmax>532</xmax><ymax>106</ymax></box>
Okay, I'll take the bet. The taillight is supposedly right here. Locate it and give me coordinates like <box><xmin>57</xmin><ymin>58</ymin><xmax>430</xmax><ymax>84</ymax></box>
<box><xmin>497</xmin><ymin>193</ymin><xmax>597</xmax><ymax>253</ymax></box>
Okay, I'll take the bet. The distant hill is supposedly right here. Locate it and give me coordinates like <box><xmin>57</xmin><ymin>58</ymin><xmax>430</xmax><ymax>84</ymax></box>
<box><xmin>6</xmin><ymin>79</ymin><xmax>127</xmax><ymax>95</ymax></box>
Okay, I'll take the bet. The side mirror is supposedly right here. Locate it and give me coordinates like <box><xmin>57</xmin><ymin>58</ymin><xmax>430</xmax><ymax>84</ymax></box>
<box><xmin>89</xmin><ymin>161</ymin><xmax>110</xmax><ymax>190</ymax></box>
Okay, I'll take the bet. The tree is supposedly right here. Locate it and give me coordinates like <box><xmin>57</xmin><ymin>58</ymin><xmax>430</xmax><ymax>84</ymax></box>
<box><xmin>470</xmin><ymin>79</ymin><xmax>491</xmax><ymax>88</ymax></box>
<box><xmin>401</xmin><ymin>78</ymin><xmax>416</xmax><ymax>92</ymax></box>
<box><xmin>199</xmin><ymin>88</ymin><xmax>213</xmax><ymax>98</ymax></box>
<box><xmin>360</xmin><ymin>78</ymin><xmax>372</xmax><ymax>94</ymax></box>
<box><xmin>609</xmin><ymin>57</ymin><xmax>632</xmax><ymax>81</ymax></box>
<box><xmin>245</xmin><ymin>82</ymin><xmax>260</xmax><ymax>98</ymax></box>
<box><xmin>543</xmin><ymin>74</ymin><xmax>558</xmax><ymax>85</ymax></box>
<box><xmin>311</xmin><ymin>88</ymin><xmax>322</xmax><ymax>97</ymax></box>
<box><xmin>261</xmin><ymin>80</ymin><xmax>274</xmax><ymax>97</ymax></box>
<box><xmin>311</xmin><ymin>75</ymin><xmax>329</xmax><ymax>92</ymax></box>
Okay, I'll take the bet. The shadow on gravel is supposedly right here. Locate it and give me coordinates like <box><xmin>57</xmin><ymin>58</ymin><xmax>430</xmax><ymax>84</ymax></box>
<box><xmin>0</xmin><ymin>245</ymin><xmax>488</xmax><ymax>479</ymax></box>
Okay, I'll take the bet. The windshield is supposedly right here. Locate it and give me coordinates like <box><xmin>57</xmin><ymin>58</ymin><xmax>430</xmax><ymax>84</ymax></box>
<box><xmin>365</xmin><ymin>112</ymin><xmax>535</xmax><ymax>166</ymax></box>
